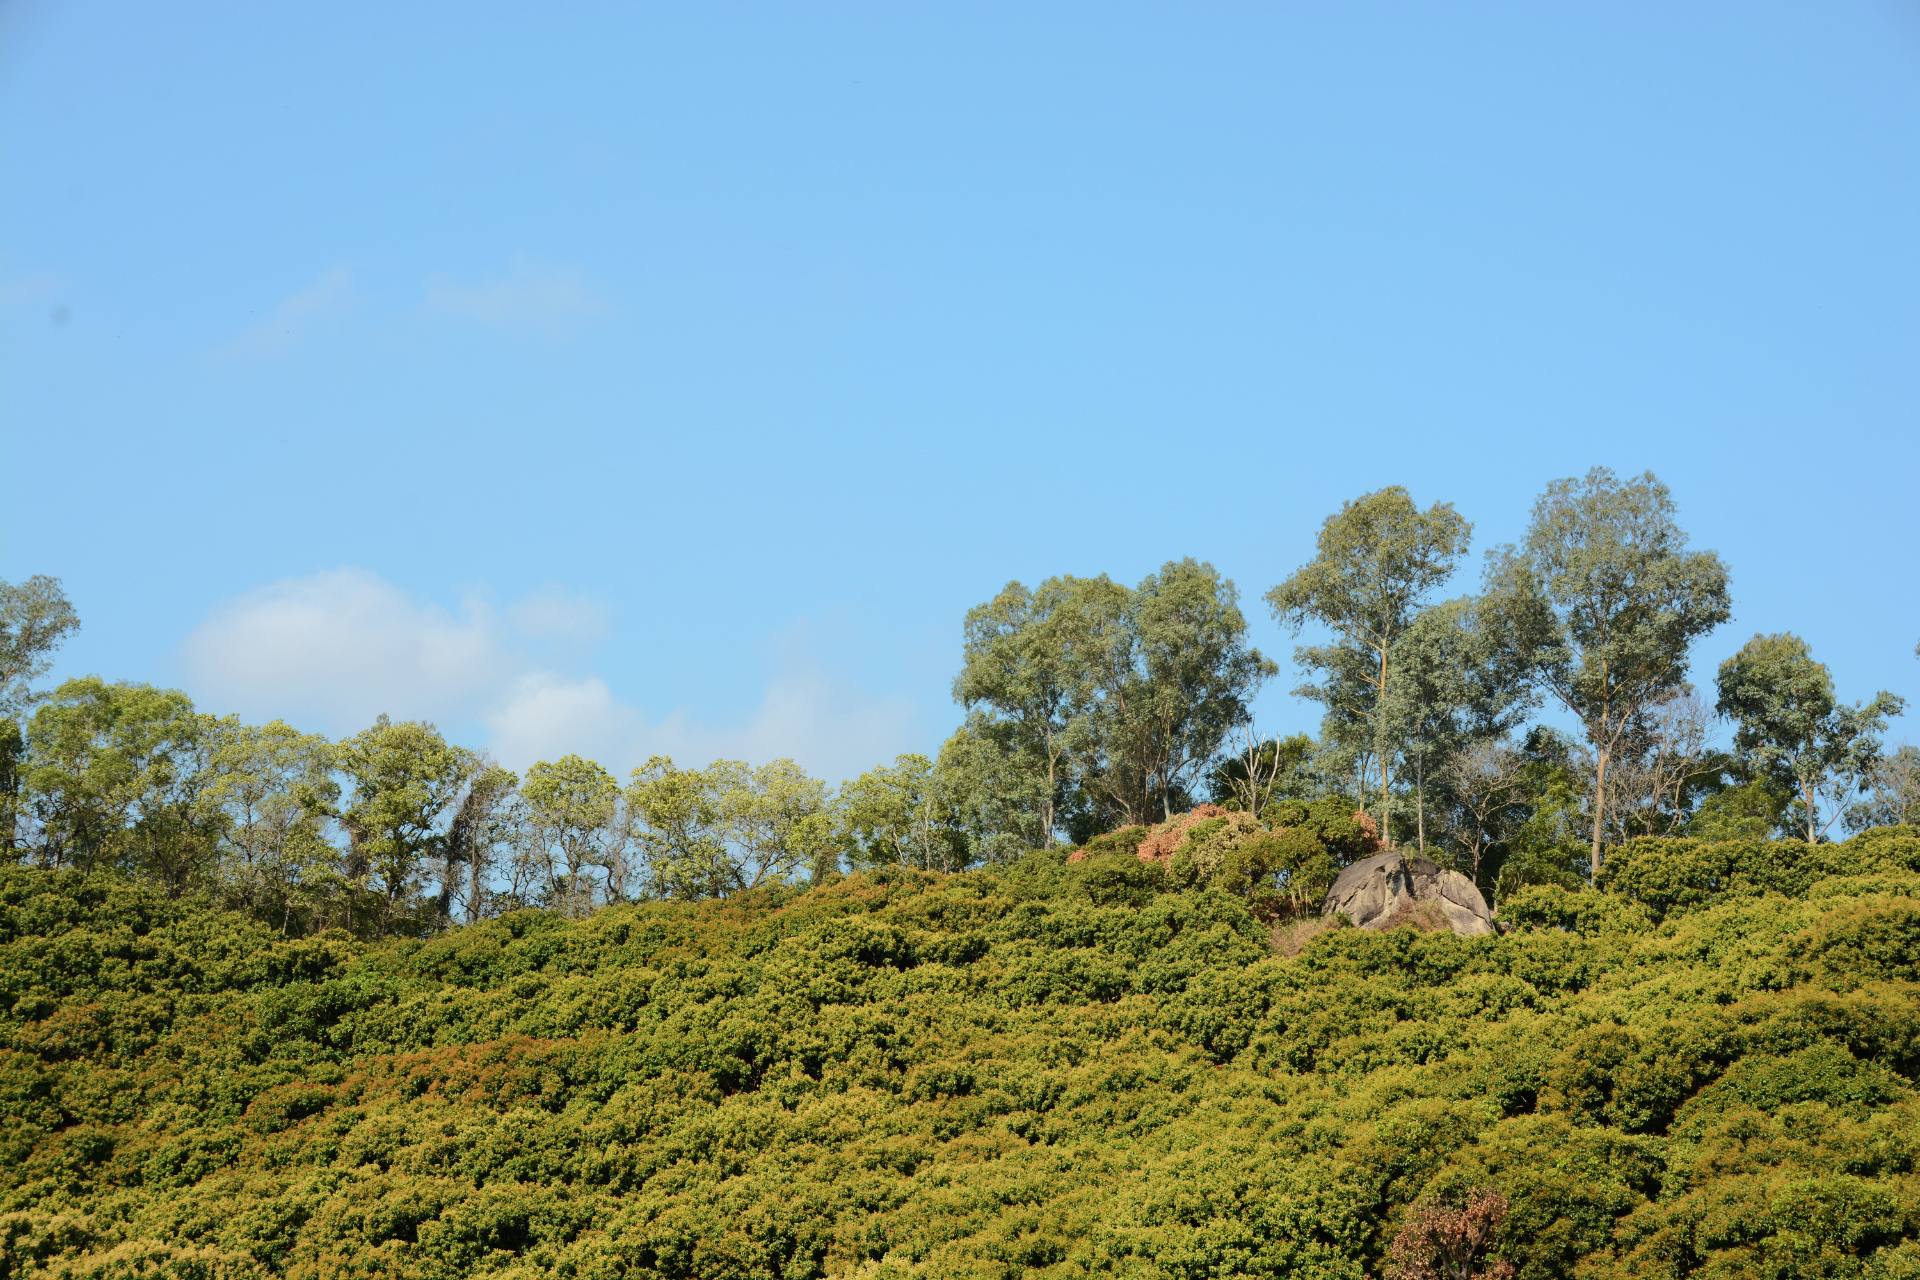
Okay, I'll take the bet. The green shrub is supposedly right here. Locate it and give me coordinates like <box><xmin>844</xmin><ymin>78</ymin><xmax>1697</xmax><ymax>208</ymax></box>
<box><xmin>2</xmin><ymin>834</ymin><xmax>1918</xmax><ymax>1279</ymax></box>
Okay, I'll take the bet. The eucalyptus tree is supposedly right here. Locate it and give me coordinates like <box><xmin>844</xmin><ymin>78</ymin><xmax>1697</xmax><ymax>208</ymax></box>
<box><xmin>954</xmin><ymin>576</ymin><xmax>1122</xmax><ymax>845</ymax></box>
<box><xmin>521</xmin><ymin>754</ymin><xmax>622</xmax><ymax>915</ymax></box>
<box><xmin>1090</xmin><ymin>559</ymin><xmax>1273</xmax><ymax>823</ymax></box>
<box><xmin>627</xmin><ymin>755</ymin><xmax>837</xmax><ymax>898</ymax></box>
<box><xmin>21</xmin><ymin>678</ymin><xmax>216</xmax><ymax>893</ymax></box>
<box><xmin>1296</xmin><ymin>646</ymin><xmax>1380</xmax><ymax>812</ymax></box>
<box><xmin>934</xmin><ymin>714</ymin><xmax>1049</xmax><ymax>864</ymax></box>
<box><xmin>1</xmin><ymin>575</ymin><xmax>80</xmax><ymax>855</ymax></box>
<box><xmin>445</xmin><ymin>761</ymin><xmax>519</xmax><ymax>922</ymax></box>
<box><xmin>0</xmin><ymin>575</ymin><xmax>79</xmax><ymax>715</ymax></box>
<box><xmin>1848</xmin><ymin>744</ymin><xmax>1920</xmax><ymax>831</ymax></box>
<box><xmin>200</xmin><ymin>717</ymin><xmax>338</xmax><ymax>927</ymax></box>
<box><xmin>1267</xmin><ymin>487</ymin><xmax>1472</xmax><ymax>839</ymax></box>
<box><xmin>1488</xmin><ymin>469</ymin><xmax>1730</xmax><ymax>881</ymax></box>
<box><xmin>335</xmin><ymin>715</ymin><xmax>476</xmax><ymax>932</ymax></box>
<box><xmin>627</xmin><ymin>755</ymin><xmax>732</xmax><ymax>899</ymax></box>
<box><xmin>840</xmin><ymin>753</ymin><xmax>958</xmax><ymax>871</ymax></box>
<box><xmin>722</xmin><ymin>757</ymin><xmax>839</xmax><ymax>891</ymax></box>
<box><xmin>1383</xmin><ymin>596</ymin><xmax>1535</xmax><ymax>852</ymax></box>
<box><xmin>1716</xmin><ymin>632</ymin><xmax>1904</xmax><ymax>843</ymax></box>
<box><xmin>958</xmin><ymin>562</ymin><xmax>1267</xmax><ymax>834</ymax></box>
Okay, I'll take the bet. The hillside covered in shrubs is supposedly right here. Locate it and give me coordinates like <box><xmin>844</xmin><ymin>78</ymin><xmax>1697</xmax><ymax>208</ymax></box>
<box><xmin>5</xmin><ymin>824</ymin><xmax>1920</xmax><ymax>1279</ymax></box>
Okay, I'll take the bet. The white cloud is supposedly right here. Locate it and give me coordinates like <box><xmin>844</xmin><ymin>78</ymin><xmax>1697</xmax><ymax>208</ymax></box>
<box><xmin>182</xmin><ymin>568</ymin><xmax>504</xmax><ymax>731</ymax></box>
<box><xmin>485</xmin><ymin>673</ymin><xmax>640</xmax><ymax>770</ymax></box>
<box><xmin>217</xmin><ymin>266</ymin><xmax>354</xmax><ymax>360</ymax></box>
<box><xmin>699</xmin><ymin>666</ymin><xmax>919</xmax><ymax>782</ymax></box>
<box><xmin>423</xmin><ymin>260</ymin><xmax>608</xmax><ymax>335</ymax></box>
<box><xmin>183</xmin><ymin>569</ymin><xmax>919</xmax><ymax>783</ymax></box>
<box><xmin>484</xmin><ymin>666</ymin><xmax>918</xmax><ymax>782</ymax></box>
<box><xmin>507</xmin><ymin>586</ymin><xmax>611</xmax><ymax>646</ymax></box>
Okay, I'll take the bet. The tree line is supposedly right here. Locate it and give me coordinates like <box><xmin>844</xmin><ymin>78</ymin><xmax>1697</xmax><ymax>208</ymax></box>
<box><xmin>2</xmin><ymin>467</ymin><xmax>1913</xmax><ymax>937</ymax></box>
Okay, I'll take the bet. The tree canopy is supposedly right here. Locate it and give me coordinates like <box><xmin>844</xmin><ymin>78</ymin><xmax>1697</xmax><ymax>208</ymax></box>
<box><xmin>1488</xmin><ymin>468</ymin><xmax>1732</xmax><ymax>880</ymax></box>
<box><xmin>1716</xmin><ymin>632</ymin><xmax>1904</xmax><ymax>843</ymax></box>
<box><xmin>1268</xmin><ymin>486</ymin><xmax>1472</xmax><ymax>837</ymax></box>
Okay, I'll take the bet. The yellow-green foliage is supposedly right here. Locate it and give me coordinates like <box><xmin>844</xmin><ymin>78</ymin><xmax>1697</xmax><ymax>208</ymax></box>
<box><xmin>3</xmin><ymin>833</ymin><xmax>1919</xmax><ymax>1278</ymax></box>
<box><xmin>1105</xmin><ymin>798</ymin><xmax>1377</xmax><ymax>919</ymax></box>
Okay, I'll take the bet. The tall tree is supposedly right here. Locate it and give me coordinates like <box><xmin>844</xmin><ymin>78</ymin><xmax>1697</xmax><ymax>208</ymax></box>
<box><xmin>957</xmin><ymin>564</ymin><xmax>1267</xmax><ymax>834</ymax></box>
<box><xmin>335</xmin><ymin>716</ymin><xmax>474</xmax><ymax>933</ymax></box>
<box><xmin>840</xmin><ymin>753</ymin><xmax>958</xmax><ymax>871</ymax></box>
<box><xmin>199</xmin><ymin>718</ymin><xmax>338</xmax><ymax>928</ymax></box>
<box><xmin>445</xmin><ymin>762</ymin><xmax>519</xmax><ymax>921</ymax></box>
<box><xmin>1296</xmin><ymin>645</ymin><xmax>1381</xmax><ymax>815</ymax></box>
<box><xmin>627</xmin><ymin>755</ymin><xmax>730</xmax><ymax>900</ymax></box>
<box><xmin>521</xmin><ymin>754</ymin><xmax>621</xmax><ymax>916</ymax></box>
<box><xmin>21</xmin><ymin>678</ymin><xmax>216</xmax><ymax>894</ymax></box>
<box><xmin>1848</xmin><ymin>744</ymin><xmax>1920</xmax><ymax>831</ymax></box>
<box><xmin>1599</xmin><ymin>689</ymin><xmax>1723</xmax><ymax>842</ymax></box>
<box><xmin>720</xmin><ymin>758</ymin><xmax>839</xmax><ymax>891</ymax></box>
<box><xmin>1489</xmin><ymin>468</ymin><xmax>1730</xmax><ymax>881</ymax></box>
<box><xmin>0</xmin><ymin>576</ymin><xmax>80</xmax><ymax>715</ymax></box>
<box><xmin>626</xmin><ymin>757</ymin><xmax>834</xmax><ymax>898</ymax></box>
<box><xmin>933</xmin><ymin>714</ymin><xmax>1049</xmax><ymax>864</ymax></box>
<box><xmin>954</xmin><ymin>576</ymin><xmax>1122</xmax><ymax>845</ymax></box>
<box><xmin>0</xmin><ymin>575</ymin><xmax>80</xmax><ymax>855</ymax></box>
<box><xmin>1716</xmin><ymin>632</ymin><xmax>1905</xmax><ymax>843</ymax></box>
<box><xmin>1267</xmin><ymin>487</ymin><xmax>1472</xmax><ymax>839</ymax></box>
<box><xmin>1116</xmin><ymin>559</ymin><xmax>1275</xmax><ymax>821</ymax></box>
<box><xmin>1383</xmin><ymin>596</ymin><xmax>1536</xmax><ymax>852</ymax></box>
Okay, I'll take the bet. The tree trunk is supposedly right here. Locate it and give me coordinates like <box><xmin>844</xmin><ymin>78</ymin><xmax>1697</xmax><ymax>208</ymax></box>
<box><xmin>1041</xmin><ymin>745</ymin><xmax>1057</xmax><ymax>849</ymax></box>
<box><xmin>467</xmin><ymin>846</ymin><xmax>485</xmax><ymax>923</ymax></box>
<box><xmin>1376</xmin><ymin>644</ymin><xmax>1392</xmax><ymax>844</ymax></box>
<box><xmin>1415</xmin><ymin>750</ymin><xmax>1427</xmax><ymax>855</ymax></box>
<box><xmin>1590</xmin><ymin>746</ymin><xmax>1609</xmax><ymax>884</ymax></box>
<box><xmin>0</xmin><ymin>720</ymin><xmax>22</xmax><ymax>862</ymax></box>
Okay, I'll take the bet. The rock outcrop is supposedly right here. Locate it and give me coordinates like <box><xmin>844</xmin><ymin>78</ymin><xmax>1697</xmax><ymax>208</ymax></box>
<box><xmin>1321</xmin><ymin>851</ymin><xmax>1496</xmax><ymax>936</ymax></box>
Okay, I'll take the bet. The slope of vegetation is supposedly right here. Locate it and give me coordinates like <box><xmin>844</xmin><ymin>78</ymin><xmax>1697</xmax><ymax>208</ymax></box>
<box><xmin>5</xmin><ymin>828</ymin><xmax>1920</xmax><ymax>1279</ymax></box>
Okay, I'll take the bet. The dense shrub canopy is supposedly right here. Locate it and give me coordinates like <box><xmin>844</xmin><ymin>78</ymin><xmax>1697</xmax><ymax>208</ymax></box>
<box><xmin>2</xmin><ymin>828</ymin><xmax>1918</xmax><ymax>1278</ymax></box>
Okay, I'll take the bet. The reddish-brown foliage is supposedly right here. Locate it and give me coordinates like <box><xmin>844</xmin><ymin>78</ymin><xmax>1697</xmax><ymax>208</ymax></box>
<box><xmin>1384</xmin><ymin>1188</ymin><xmax>1514</xmax><ymax>1280</ymax></box>
<box><xmin>1133</xmin><ymin>805</ymin><xmax>1231</xmax><ymax>866</ymax></box>
<box><xmin>1351</xmin><ymin>808</ymin><xmax>1382</xmax><ymax>850</ymax></box>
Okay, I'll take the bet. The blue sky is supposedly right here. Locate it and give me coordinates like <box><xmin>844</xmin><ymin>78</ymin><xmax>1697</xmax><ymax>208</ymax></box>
<box><xmin>4</xmin><ymin>2</ymin><xmax>1918</xmax><ymax>782</ymax></box>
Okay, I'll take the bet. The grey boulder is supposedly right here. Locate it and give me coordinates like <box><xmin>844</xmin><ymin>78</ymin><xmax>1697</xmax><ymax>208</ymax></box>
<box><xmin>1321</xmin><ymin>851</ymin><xmax>1496</xmax><ymax>937</ymax></box>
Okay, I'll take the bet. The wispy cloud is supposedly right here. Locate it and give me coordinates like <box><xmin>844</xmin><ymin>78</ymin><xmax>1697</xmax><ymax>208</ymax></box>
<box><xmin>423</xmin><ymin>260</ymin><xmax>608</xmax><ymax>336</ymax></box>
<box><xmin>484</xmin><ymin>664</ymin><xmax>919</xmax><ymax>782</ymax></box>
<box><xmin>182</xmin><ymin>569</ymin><xmax>917</xmax><ymax>783</ymax></box>
<box><xmin>508</xmin><ymin>586</ymin><xmax>612</xmax><ymax>646</ymax></box>
<box><xmin>181</xmin><ymin>568</ymin><xmax>505</xmax><ymax>730</ymax></box>
<box><xmin>216</xmin><ymin>266</ymin><xmax>354</xmax><ymax>360</ymax></box>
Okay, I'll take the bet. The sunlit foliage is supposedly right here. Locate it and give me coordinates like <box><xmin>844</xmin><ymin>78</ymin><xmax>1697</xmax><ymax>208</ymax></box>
<box><xmin>3</xmin><ymin>827</ymin><xmax>1917</xmax><ymax>1277</ymax></box>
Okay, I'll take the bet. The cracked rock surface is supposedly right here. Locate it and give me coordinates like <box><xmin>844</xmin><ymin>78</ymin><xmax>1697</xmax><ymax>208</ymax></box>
<box><xmin>1321</xmin><ymin>851</ymin><xmax>1496</xmax><ymax>936</ymax></box>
